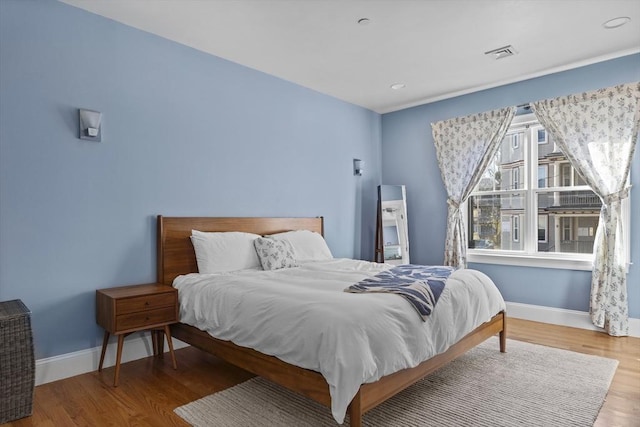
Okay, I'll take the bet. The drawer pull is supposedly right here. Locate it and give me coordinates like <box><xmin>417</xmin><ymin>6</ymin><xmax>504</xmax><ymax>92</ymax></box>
<box><xmin>145</xmin><ymin>302</ymin><xmax>150</xmax><ymax>306</ymax></box>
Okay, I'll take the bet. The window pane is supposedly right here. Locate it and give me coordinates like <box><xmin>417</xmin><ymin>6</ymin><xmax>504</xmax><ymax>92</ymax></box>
<box><xmin>468</xmin><ymin>194</ymin><xmax>525</xmax><ymax>250</ymax></box>
<box><xmin>537</xmin><ymin>191</ymin><xmax>601</xmax><ymax>254</ymax></box>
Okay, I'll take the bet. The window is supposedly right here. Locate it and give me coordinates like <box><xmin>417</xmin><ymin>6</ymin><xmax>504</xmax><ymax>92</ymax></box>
<box><xmin>562</xmin><ymin>217</ymin><xmax>571</xmax><ymax>241</ymax></box>
<box><xmin>537</xmin><ymin>128</ymin><xmax>547</xmax><ymax>144</ymax></box>
<box><xmin>511</xmin><ymin>132</ymin><xmax>521</xmax><ymax>149</ymax></box>
<box><xmin>538</xmin><ymin>214</ymin><xmax>548</xmax><ymax>243</ymax></box>
<box><xmin>466</xmin><ymin>114</ymin><xmax>619</xmax><ymax>270</ymax></box>
<box><xmin>561</xmin><ymin>163</ymin><xmax>571</xmax><ymax>186</ymax></box>
<box><xmin>537</xmin><ymin>165</ymin><xmax>547</xmax><ymax>188</ymax></box>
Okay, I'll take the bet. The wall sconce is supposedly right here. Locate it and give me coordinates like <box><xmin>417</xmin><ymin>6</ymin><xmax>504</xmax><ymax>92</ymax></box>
<box><xmin>353</xmin><ymin>158</ymin><xmax>364</xmax><ymax>176</ymax></box>
<box><xmin>79</xmin><ymin>109</ymin><xmax>102</xmax><ymax>142</ymax></box>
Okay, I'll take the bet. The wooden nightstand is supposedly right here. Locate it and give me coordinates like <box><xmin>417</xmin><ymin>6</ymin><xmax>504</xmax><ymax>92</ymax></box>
<box><xmin>96</xmin><ymin>283</ymin><xmax>178</xmax><ymax>386</ymax></box>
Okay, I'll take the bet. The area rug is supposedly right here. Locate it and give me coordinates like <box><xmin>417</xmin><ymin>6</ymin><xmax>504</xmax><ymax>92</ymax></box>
<box><xmin>174</xmin><ymin>337</ymin><xmax>618</xmax><ymax>426</ymax></box>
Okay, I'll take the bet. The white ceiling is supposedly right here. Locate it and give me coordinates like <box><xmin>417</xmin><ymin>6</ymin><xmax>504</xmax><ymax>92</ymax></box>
<box><xmin>60</xmin><ymin>0</ymin><xmax>640</xmax><ymax>114</ymax></box>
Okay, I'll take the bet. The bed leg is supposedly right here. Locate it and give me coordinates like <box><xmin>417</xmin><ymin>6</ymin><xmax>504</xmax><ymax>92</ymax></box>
<box><xmin>348</xmin><ymin>391</ymin><xmax>363</xmax><ymax>427</ymax></box>
<box><xmin>500</xmin><ymin>312</ymin><xmax>507</xmax><ymax>353</ymax></box>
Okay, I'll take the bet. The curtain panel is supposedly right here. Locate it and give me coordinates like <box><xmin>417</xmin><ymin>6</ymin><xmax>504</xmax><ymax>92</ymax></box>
<box><xmin>532</xmin><ymin>82</ymin><xmax>640</xmax><ymax>336</ymax></box>
<box><xmin>431</xmin><ymin>107</ymin><xmax>516</xmax><ymax>268</ymax></box>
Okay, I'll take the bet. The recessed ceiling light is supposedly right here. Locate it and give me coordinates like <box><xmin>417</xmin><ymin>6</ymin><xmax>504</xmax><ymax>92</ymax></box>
<box><xmin>390</xmin><ymin>83</ymin><xmax>406</xmax><ymax>90</ymax></box>
<box><xmin>603</xmin><ymin>16</ymin><xmax>631</xmax><ymax>29</ymax></box>
<box><xmin>357</xmin><ymin>18</ymin><xmax>371</xmax><ymax>25</ymax></box>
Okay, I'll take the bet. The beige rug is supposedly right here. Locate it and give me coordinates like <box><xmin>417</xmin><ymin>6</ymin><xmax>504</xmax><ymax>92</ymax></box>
<box><xmin>175</xmin><ymin>337</ymin><xmax>618</xmax><ymax>426</ymax></box>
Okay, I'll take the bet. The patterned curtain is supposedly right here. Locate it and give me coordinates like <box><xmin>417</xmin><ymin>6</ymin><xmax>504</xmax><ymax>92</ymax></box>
<box><xmin>532</xmin><ymin>82</ymin><xmax>640</xmax><ymax>336</ymax></box>
<box><xmin>431</xmin><ymin>107</ymin><xmax>516</xmax><ymax>268</ymax></box>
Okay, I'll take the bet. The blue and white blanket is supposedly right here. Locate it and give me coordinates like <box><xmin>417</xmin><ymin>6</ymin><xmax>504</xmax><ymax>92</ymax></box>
<box><xmin>344</xmin><ymin>264</ymin><xmax>455</xmax><ymax>321</ymax></box>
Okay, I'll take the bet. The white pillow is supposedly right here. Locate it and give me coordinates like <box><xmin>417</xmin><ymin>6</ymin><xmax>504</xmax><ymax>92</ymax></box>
<box><xmin>254</xmin><ymin>237</ymin><xmax>298</xmax><ymax>271</ymax></box>
<box><xmin>265</xmin><ymin>230</ymin><xmax>333</xmax><ymax>262</ymax></box>
<box><xmin>190</xmin><ymin>230</ymin><xmax>261</xmax><ymax>273</ymax></box>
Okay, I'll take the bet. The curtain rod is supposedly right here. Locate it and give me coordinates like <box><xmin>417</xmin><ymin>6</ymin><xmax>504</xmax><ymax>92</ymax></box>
<box><xmin>517</xmin><ymin>103</ymin><xmax>531</xmax><ymax>109</ymax></box>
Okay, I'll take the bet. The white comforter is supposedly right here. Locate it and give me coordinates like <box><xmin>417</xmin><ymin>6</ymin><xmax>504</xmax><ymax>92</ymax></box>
<box><xmin>173</xmin><ymin>259</ymin><xmax>505</xmax><ymax>424</ymax></box>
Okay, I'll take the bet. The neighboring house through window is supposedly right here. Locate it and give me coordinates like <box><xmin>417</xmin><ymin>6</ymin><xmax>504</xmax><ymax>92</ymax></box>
<box><xmin>465</xmin><ymin>113</ymin><xmax>621</xmax><ymax>269</ymax></box>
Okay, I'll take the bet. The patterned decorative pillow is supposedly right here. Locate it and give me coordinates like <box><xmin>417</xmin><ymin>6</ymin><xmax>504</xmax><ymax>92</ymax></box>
<box><xmin>254</xmin><ymin>237</ymin><xmax>298</xmax><ymax>271</ymax></box>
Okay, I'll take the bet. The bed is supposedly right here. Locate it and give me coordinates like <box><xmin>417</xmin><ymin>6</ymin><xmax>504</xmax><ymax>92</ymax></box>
<box><xmin>157</xmin><ymin>215</ymin><xmax>506</xmax><ymax>426</ymax></box>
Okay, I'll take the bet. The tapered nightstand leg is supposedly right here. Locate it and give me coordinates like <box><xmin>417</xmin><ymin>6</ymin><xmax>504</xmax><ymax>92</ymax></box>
<box><xmin>114</xmin><ymin>334</ymin><xmax>124</xmax><ymax>387</ymax></box>
<box><xmin>164</xmin><ymin>325</ymin><xmax>177</xmax><ymax>369</ymax></box>
<box><xmin>151</xmin><ymin>330</ymin><xmax>158</xmax><ymax>356</ymax></box>
<box><xmin>156</xmin><ymin>330</ymin><xmax>164</xmax><ymax>358</ymax></box>
<box><xmin>98</xmin><ymin>331</ymin><xmax>110</xmax><ymax>371</ymax></box>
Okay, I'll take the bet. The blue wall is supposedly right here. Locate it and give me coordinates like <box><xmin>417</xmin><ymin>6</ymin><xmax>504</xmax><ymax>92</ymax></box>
<box><xmin>0</xmin><ymin>0</ymin><xmax>382</xmax><ymax>359</ymax></box>
<box><xmin>1</xmin><ymin>1</ymin><xmax>638</xmax><ymax>362</ymax></box>
<box><xmin>381</xmin><ymin>54</ymin><xmax>640</xmax><ymax>318</ymax></box>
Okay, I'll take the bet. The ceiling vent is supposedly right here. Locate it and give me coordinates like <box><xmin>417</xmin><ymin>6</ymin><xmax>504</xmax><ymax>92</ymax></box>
<box><xmin>485</xmin><ymin>45</ymin><xmax>518</xmax><ymax>60</ymax></box>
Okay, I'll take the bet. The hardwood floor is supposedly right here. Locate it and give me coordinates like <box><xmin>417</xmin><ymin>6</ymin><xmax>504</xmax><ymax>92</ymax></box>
<box><xmin>5</xmin><ymin>318</ymin><xmax>639</xmax><ymax>426</ymax></box>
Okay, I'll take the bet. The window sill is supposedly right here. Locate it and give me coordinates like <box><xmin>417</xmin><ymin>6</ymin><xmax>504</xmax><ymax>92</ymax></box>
<box><xmin>467</xmin><ymin>250</ymin><xmax>593</xmax><ymax>271</ymax></box>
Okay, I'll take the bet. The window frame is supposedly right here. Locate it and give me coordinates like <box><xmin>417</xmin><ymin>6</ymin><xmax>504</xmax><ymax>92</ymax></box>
<box><xmin>465</xmin><ymin>113</ymin><xmax>631</xmax><ymax>271</ymax></box>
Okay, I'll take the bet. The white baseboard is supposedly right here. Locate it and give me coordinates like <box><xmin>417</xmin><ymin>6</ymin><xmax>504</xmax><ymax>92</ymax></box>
<box><xmin>34</xmin><ymin>304</ymin><xmax>639</xmax><ymax>386</ymax></box>
<box><xmin>35</xmin><ymin>331</ymin><xmax>188</xmax><ymax>386</ymax></box>
<box><xmin>505</xmin><ymin>301</ymin><xmax>640</xmax><ymax>338</ymax></box>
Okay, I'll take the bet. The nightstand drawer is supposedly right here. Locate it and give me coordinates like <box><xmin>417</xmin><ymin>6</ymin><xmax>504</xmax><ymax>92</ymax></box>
<box><xmin>116</xmin><ymin>306</ymin><xmax>176</xmax><ymax>331</ymax></box>
<box><xmin>116</xmin><ymin>293</ymin><xmax>175</xmax><ymax>314</ymax></box>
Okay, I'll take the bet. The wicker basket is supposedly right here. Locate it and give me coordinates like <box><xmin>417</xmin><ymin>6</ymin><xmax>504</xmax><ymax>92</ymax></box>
<box><xmin>0</xmin><ymin>299</ymin><xmax>35</xmax><ymax>424</ymax></box>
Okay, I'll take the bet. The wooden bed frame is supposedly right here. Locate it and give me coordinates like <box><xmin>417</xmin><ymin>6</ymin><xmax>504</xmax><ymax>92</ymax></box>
<box><xmin>157</xmin><ymin>215</ymin><xmax>506</xmax><ymax>427</ymax></box>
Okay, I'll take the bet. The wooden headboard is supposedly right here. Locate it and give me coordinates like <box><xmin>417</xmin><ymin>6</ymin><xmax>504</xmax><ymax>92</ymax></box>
<box><xmin>156</xmin><ymin>216</ymin><xmax>324</xmax><ymax>286</ymax></box>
